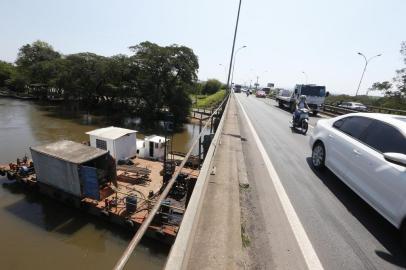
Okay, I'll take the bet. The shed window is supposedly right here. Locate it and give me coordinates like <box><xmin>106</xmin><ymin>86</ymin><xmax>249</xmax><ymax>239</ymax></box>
<box><xmin>96</xmin><ymin>139</ymin><xmax>107</xmax><ymax>150</ymax></box>
<box><xmin>155</xmin><ymin>143</ymin><xmax>159</xmax><ymax>149</ymax></box>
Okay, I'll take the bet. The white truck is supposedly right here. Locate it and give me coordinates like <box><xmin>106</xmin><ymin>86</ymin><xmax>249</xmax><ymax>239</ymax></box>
<box><xmin>275</xmin><ymin>84</ymin><xmax>329</xmax><ymax>116</ymax></box>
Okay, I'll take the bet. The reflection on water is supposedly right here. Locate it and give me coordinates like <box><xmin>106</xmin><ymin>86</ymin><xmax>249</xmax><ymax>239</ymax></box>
<box><xmin>0</xmin><ymin>97</ymin><xmax>202</xmax><ymax>269</ymax></box>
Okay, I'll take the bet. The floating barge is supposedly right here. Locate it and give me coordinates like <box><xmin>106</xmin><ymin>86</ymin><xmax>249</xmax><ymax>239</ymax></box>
<box><xmin>0</xmin><ymin>127</ymin><xmax>200</xmax><ymax>244</ymax></box>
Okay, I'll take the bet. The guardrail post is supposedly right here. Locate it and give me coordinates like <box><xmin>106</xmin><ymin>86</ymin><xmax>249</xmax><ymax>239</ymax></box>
<box><xmin>198</xmin><ymin>115</ymin><xmax>202</xmax><ymax>166</ymax></box>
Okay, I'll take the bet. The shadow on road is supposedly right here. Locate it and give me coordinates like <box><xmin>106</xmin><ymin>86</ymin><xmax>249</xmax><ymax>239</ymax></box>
<box><xmin>305</xmin><ymin>158</ymin><xmax>406</xmax><ymax>268</ymax></box>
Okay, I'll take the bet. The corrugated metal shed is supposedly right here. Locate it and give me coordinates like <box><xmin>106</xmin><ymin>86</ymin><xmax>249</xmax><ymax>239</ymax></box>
<box><xmin>86</xmin><ymin>126</ymin><xmax>137</xmax><ymax>140</ymax></box>
<box><xmin>30</xmin><ymin>140</ymin><xmax>108</xmax><ymax>164</ymax></box>
<box><xmin>30</xmin><ymin>140</ymin><xmax>109</xmax><ymax>197</ymax></box>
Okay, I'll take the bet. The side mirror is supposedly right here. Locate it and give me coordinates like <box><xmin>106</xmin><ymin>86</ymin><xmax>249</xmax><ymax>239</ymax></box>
<box><xmin>326</xmin><ymin>91</ymin><xmax>330</xmax><ymax>97</ymax></box>
<box><xmin>384</xmin><ymin>152</ymin><xmax>406</xmax><ymax>167</ymax></box>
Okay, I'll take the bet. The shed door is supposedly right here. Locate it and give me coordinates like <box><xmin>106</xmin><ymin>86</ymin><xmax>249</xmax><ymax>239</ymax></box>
<box><xmin>79</xmin><ymin>166</ymin><xmax>100</xmax><ymax>200</ymax></box>
<box><xmin>149</xmin><ymin>141</ymin><xmax>154</xmax><ymax>157</ymax></box>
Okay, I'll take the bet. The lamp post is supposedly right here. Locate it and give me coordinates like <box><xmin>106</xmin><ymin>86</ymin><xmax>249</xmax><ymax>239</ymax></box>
<box><xmin>230</xmin><ymin>45</ymin><xmax>247</xmax><ymax>87</ymax></box>
<box><xmin>355</xmin><ymin>52</ymin><xmax>382</xmax><ymax>96</ymax></box>
<box><xmin>226</xmin><ymin>0</ymin><xmax>243</xmax><ymax>91</ymax></box>
<box><xmin>302</xmin><ymin>71</ymin><xmax>308</xmax><ymax>84</ymax></box>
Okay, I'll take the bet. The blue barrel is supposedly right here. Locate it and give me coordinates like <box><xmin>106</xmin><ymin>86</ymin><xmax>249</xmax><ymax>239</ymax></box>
<box><xmin>126</xmin><ymin>194</ymin><xmax>137</xmax><ymax>213</ymax></box>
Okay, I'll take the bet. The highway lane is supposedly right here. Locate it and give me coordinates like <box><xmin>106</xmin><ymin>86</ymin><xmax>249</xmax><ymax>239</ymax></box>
<box><xmin>235</xmin><ymin>93</ymin><xmax>406</xmax><ymax>270</ymax></box>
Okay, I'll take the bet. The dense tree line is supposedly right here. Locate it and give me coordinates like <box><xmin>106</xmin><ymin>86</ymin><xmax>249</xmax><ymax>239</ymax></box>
<box><xmin>0</xmin><ymin>40</ymin><xmax>199</xmax><ymax>125</ymax></box>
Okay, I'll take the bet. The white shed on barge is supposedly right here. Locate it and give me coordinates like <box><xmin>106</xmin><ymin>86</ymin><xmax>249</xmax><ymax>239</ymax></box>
<box><xmin>86</xmin><ymin>126</ymin><xmax>137</xmax><ymax>162</ymax></box>
<box><xmin>137</xmin><ymin>135</ymin><xmax>168</xmax><ymax>160</ymax></box>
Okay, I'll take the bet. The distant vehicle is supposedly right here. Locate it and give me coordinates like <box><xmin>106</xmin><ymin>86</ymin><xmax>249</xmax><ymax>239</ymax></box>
<box><xmin>261</xmin><ymin>87</ymin><xmax>271</xmax><ymax>94</ymax></box>
<box><xmin>310</xmin><ymin>113</ymin><xmax>406</xmax><ymax>243</ymax></box>
<box><xmin>234</xmin><ymin>85</ymin><xmax>242</xmax><ymax>93</ymax></box>
<box><xmin>276</xmin><ymin>84</ymin><xmax>329</xmax><ymax>116</ymax></box>
<box><xmin>338</xmin><ymin>102</ymin><xmax>368</xmax><ymax>112</ymax></box>
<box><xmin>255</xmin><ymin>90</ymin><xmax>266</xmax><ymax>98</ymax></box>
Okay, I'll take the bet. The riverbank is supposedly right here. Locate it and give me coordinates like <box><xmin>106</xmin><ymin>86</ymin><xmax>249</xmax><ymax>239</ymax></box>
<box><xmin>193</xmin><ymin>90</ymin><xmax>226</xmax><ymax>109</ymax></box>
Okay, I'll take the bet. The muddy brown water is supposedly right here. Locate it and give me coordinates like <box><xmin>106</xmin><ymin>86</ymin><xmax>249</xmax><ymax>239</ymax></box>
<box><xmin>0</xmin><ymin>98</ymin><xmax>203</xmax><ymax>269</ymax></box>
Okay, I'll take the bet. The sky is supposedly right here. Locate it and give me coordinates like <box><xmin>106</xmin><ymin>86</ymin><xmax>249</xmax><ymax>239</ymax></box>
<box><xmin>0</xmin><ymin>0</ymin><xmax>405</xmax><ymax>95</ymax></box>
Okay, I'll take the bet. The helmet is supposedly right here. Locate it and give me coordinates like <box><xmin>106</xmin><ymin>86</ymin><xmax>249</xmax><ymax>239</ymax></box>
<box><xmin>299</xmin><ymin>95</ymin><xmax>307</xmax><ymax>101</ymax></box>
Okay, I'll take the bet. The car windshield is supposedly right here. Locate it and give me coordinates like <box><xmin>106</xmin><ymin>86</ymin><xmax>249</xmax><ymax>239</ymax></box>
<box><xmin>301</xmin><ymin>86</ymin><xmax>326</xmax><ymax>97</ymax></box>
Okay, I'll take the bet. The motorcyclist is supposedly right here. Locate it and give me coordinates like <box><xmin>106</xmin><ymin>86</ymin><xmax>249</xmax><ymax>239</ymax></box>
<box><xmin>293</xmin><ymin>95</ymin><xmax>310</xmax><ymax>123</ymax></box>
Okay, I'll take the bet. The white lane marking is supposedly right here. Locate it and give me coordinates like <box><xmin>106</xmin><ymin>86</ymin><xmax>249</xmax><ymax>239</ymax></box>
<box><xmin>236</xmin><ymin>96</ymin><xmax>324</xmax><ymax>270</ymax></box>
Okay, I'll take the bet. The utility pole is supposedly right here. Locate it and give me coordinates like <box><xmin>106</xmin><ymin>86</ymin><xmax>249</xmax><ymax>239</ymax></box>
<box><xmin>226</xmin><ymin>0</ymin><xmax>242</xmax><ymax>91</ymax></box>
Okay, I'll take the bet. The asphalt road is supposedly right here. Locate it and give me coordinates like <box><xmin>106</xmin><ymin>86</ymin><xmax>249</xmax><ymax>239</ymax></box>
<box><xmin>235</xmin><ymin>93</ymin><xmax>406</xmax><ymax>270</ymax></box>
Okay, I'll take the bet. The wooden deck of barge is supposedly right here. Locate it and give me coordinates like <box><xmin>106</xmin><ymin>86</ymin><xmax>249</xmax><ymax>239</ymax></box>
<box><xmin>0</xmin><ymin>156</ymin><xmax>200</xmax><ymax>243</ymax></box>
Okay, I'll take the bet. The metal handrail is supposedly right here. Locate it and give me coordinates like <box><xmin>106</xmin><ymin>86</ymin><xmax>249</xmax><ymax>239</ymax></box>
<box><xmin>113</xmin><ymin>93</ymin><xmax>229</xmax><ymax>270</ymax></box>
<box><xmin>324</xmin><ymin>103</ymin><xmax>406</xmax><ymax>116</ymax></box>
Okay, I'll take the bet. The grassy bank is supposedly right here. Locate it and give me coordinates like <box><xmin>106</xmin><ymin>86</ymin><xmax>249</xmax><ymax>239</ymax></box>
<box><xmin>193</xmin><ymin>90</ymin><xmax>226</xmax><ymax>108</ymax></box>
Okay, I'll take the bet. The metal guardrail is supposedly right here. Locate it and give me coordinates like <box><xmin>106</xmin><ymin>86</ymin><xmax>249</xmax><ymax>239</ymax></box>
<box><xmin>323</xmin><ymin>104</ymin><xmax>406</xmax><ymax>116</ymax></box>
<box><xmin>270</xmin><ymin>95</ymin><xmax>406</xmax><ymax>116</ymax></box>
<box><xmin>113</xmin><ymin>93</ymin><xmax>230</xmax><ymax>270</ymax></box>
<box><xmin>365</xmin><ymin>105</ymin><xmax>406</xmax><ymax>115</ymax></box>
<box><xmin>164</xmin><ymin>92</ymin><xmax>231</xmax><ymax>270</ymax></box>
<box><xmin>322</xmin><ymin>105</ymin><xmax>359</xmax><ymax>115</ymax></box>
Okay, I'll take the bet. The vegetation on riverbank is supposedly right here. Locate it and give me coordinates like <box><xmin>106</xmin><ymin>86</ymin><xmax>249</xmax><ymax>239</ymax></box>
<box><xmin>194</xmin><ymin>90</ymin><xmax>226</xmax><ymax>108</ymax></box>
<box><xmin>325</xmin><ymin>94</ymin><xmax>406</xmax><ymax>110</ymax></box>
<box><xmin>0</xmin><ymin>40</ymin><xmax>199</xmax><ymax>126</ymax></box>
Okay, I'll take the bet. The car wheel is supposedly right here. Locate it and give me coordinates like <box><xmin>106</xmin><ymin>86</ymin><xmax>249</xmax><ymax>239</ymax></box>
<box><xmin>312</xmin><ymin>142</ymin><xmax>325</xmax><ymax>170</ymax></box>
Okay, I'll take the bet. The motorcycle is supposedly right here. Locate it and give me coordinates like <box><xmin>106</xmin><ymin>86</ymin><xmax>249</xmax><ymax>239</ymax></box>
<box><xmin>246</xmin><ymin>91</ymin><xmax>250</xmax><ymax>97</ymax></box>
<box><xmin>290</xmin><ymin>108</ymin><xmax>309</xmax><ymax>134</ymax></box>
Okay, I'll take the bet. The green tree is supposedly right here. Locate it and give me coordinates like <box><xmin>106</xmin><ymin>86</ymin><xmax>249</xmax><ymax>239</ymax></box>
<box><xmin>16</xmin><ymin>40</ymin><xmax>61</xmax><ymax>68</ymax></box>
<box><xmin>394</xmin><ymin>41</ymin><xmax>406</xmax><ymax>94</ymax></box>
<box><xmin>129</xmin><ymin>41</ymin><xmax>199</xmax><ymax>124</ymax></box>
<box><xmin>201</xmin><ymin>79</ymin><xmax>222</xmax><ymax>95</ymax></box>
<box><xmin>0</xmin><ymin>61</ymin><xmax>16</xmax><ymax>88</ymax></box>
<box><xmin>369</xmin><ymin>81</ymin><xmax>394</xmax><ymax>96</ymax></box>
<box><xmin>371</xmin><ymin>41</ymin><xmax>406</xmax><ymax>97</ymax></box>
<box><xmin>62</xmin><ymin>53</ymin><xmax>109</xmax><ymax>103</ymax></box>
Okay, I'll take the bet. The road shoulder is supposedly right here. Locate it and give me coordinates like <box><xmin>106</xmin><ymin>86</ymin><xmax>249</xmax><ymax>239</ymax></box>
<box><xmin>236</xmin><ymin>94</ymin><xmax>309</xmax><ymax>270</ymax></box>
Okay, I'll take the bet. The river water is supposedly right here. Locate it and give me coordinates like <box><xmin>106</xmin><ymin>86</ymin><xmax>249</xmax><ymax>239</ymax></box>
<box><xmin>0</xmin><ymin>98</ymin><xmax>202</xmax><ymax>269</ymax></box>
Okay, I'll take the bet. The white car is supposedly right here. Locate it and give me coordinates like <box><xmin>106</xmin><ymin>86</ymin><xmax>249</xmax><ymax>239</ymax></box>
<box><xmin>338</xmin><ymin>102</ymin><xmax>368</xmax><ymax>112</ymax></box>
<box><xmin>310</xmin><ymin>113</ymin><xmax>406</xmax><ymax>241</ymax></box>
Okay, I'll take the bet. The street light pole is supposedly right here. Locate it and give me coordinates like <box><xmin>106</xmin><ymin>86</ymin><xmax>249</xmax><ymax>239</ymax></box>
<box><xmin>355</xmin><ymin>52</ymin><xmax>382</xmax><ymax>96</ymax></box>
<box><xmin>302</xmin><ymin>71</ymin><xmax>308</xmax><ymax>84</ymax></box>
<box><xmin>226</xmin><ymin>0</ymin><xmax>242</xmax><ymax>91</ymax></box>
<box><xmin>230</xmin><ymin>45</ymin><xmax>247</xmax><ymax>86</ymax></box>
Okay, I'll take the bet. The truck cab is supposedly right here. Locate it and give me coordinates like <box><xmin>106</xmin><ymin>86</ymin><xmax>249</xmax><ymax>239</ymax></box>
<box><xmin>276</xmin><ymin>84</ymin><xmax>328</xmax><ymax>116</ymax></box>
<box><xmin>292</xmin><ymin>84</ymin><xmax>328</xmax><ymax>115</ymax></box>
